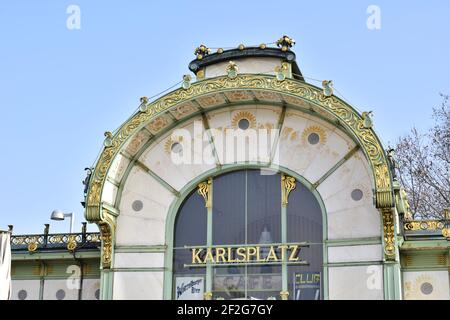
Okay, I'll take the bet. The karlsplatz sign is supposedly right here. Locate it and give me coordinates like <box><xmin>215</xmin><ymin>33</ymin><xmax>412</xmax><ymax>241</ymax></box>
<box><xmin>186</xmin><ymin>243</ymin><xmax>308</xmax><ymax>267</ymax></box>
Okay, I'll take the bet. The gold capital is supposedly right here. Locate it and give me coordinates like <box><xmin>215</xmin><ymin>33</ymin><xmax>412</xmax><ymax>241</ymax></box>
<box><xmin>281</xmin><ymin>174</ymin><xmax>296</xmax><ymax>207</ymax></box>
<box><xmin>197</xmin><ymin>177</ymin><xmax>212</xmax><ymax>208</ymax></box>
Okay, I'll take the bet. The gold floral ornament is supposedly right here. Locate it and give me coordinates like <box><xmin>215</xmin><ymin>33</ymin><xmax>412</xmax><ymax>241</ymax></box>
<box><xmin>203</xmin><ymin>292</ymin><xmax>213</xmax><ymax>300</ymax></box>
<box><xmin>279</xmin><ymin>290</ymin><xmax>289</xmax><ymax>300</ymax></box>
<box><xmin>276</xmin><ymin>35</ymin><xmax>295</xmax><ymax>52</ymax></box>
<box><xmin>164</xmin><ymin>135</ymin><xmax>184</xmax><ymax>155</ymax></box>
<box><xmin>194</xmin><ymin>44</ymin><xmax>211</xmax><ymax>60</ymax></box>
<box><xmin>301</xmin><ymin>125</ymin><xmax>327</xmax><ymax>146</ymax></box>
<box><xmin>382</xmin><ymin>208</ymin><xmax>396</xmax><ymax>259</ymax></box>
<box><xmin>281</xmin><ymin>175</ymin><xmax>296</xmax><ymax>207</ymax></box>
<box><xmin>67</xmin><ymin>235</ymin><xmax>77</xmax><ymax>251</ymax></box>
<box><xmin>231</xmin><ymin>111</ymin><xmax>256</xmax><ymax>129</ymax></box>
<box><xmin>27</xmin><ymin>242</ymin><xmax>38</xmax><ymax>252</ymax></box>
<box><xmin>322</xmin><ymin>80</ymin><xmax>333</xmax><ymax>97</ymax></box>
<box><xmin>226</xmin><ymin>61</ymin><xmax>238</xmax><ymax>79</ymax></box>
<box><xmin>197</xmin><ymin>178</ymin><xmax>212</xmax><ymax>208</ymax></box>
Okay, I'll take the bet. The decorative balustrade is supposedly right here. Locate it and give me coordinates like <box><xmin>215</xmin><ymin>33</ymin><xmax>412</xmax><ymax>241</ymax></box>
<box><xmin>11</xmin><ymin>232</ymin><xmax>101</xmax><ymax>252</ymax></box>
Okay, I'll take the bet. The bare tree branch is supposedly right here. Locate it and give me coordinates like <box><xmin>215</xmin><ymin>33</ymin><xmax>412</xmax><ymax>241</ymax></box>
<box><xmin>394</xmin><ymin>94</ymin><xmax>450</xmax><ymax>219</ymax></box>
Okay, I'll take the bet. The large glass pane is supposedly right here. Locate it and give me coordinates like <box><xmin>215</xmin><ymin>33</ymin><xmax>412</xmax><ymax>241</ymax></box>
<box><xmin>286</xmin><ymin>182</ymin><xmax>322</xmax><ymax>243</ymax></box>
<box><xmin>213</xmin><ymin>266</ymin><xmax>245</xmax><ymax>299</ymax></box>
<box><xmin>212</xmin><ymin>171</ymin><xmax>246</xmax><ymax>245</ymax></box>
<box><xmin>246</xmin><ymin>265</ymin><xmax>282</xmax><ymax>300</ymax></box>
<box><xmin>247</xmin><ymin>170</ymin><xmax>281</xmax><ymax>244</ymax></box>
<box><xmin>286</xmin><ymin>181</ymin><xmax>323</xmax><ymax>300</ymax></box>
<box><xmin>174</xmin><ymin>190</ymin><xmax>207</xmax><ymax>247</ymax></box>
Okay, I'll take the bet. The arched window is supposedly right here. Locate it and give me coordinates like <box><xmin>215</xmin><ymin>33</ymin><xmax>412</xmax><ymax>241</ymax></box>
<box><xmin>173</xmin><ymin>169</ymin><xmax>323</xmax><ymax>300</ymax></box>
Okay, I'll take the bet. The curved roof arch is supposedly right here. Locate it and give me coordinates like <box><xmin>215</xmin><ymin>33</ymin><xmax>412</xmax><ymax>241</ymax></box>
<box><xmin>85</xmin><ymin>74</ymin><xmax>396</xmax><ymax>267</ymax></box>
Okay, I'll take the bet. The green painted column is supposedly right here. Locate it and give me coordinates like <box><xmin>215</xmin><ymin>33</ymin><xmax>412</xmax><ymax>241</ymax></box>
<box><xmin>280</xmin><ymin>174</ymin><xmax>296</xmax><ymax>300</ymax></box>
<box><xmin>383</xmin><ymin>260</ymin><xmax>402</xmax><ymax>300</ymax></box>
<box><xmin>100</xmin><ymin>268</ymin><xmax>114</xmax><ymax>300</ymax></box>
<box><xmin>198</xmin><ymin>177</ymin><xmax>213</xmax><ymax>300</ymax></box>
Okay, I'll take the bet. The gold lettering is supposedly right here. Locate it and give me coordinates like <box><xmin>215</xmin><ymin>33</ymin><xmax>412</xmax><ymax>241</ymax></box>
<box><xmin>204</xmin><ymin>248</ymin><xmax>214</xmax><ymax>263</ymax></box>
<box><xmin>246</xmin><ymin>247</ymin><xmax>257</xmax><ymax>261</ymax></box>
<box><xmin>266</xmin><ymin>246</ymin><xmax>279</xmax><ymax>262</ymax></box>
<box><xmin>216</xmin><ymin>247</ymin><xmax>226</xmax><ymax>263</ymax></box>
<box><xmin>227</xmin><ymin>247</ymin><xmax>237</xmax><ymax>263</ymax></box>
<box><xmin>256</xmin><ymin>246</ymin><xmax>265</xmax><ymax>262</ymax></box>
<box><xmin>192</xmin><ymin>248</ymin><xmax>203</xmax><ymax>264</ymax></box>
<box><xmin>236</xmin><ymin>247</ymin><xmax>247</xmax><ymax>262</ymax></box>
<box><xmin>278</xmin><ymin>245</ymin><xmax>289</xmax><ymax>261</ymax></box>
<box><xmin>288</xmin><ymin>245</ymin><xmax>300</xmax><ymax>261</ymax></box>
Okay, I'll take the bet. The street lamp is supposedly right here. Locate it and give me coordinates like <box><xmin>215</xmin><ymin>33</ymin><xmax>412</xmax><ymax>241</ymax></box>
<box><xmin>50</xmin><ymin>210</ymin><xmax>74</xmax><ymax>233</ymax></box>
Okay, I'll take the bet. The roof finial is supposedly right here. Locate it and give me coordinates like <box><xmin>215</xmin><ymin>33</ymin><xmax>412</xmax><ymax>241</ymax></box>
<box><xmin>194</xmin><ymin>44</ymin><xmax>211</xmax><ymax>60</ymax></box>
<box><xmin>276</xmin><ymin>35</ymin><xmax>296</xmax><ymax>51</ymax></box>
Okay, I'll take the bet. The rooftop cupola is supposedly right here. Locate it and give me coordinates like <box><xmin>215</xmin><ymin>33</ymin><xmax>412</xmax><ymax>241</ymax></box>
<box><xmin>188</xmin><ymin>35</ymin><xmax>304</xmax><ymax>81</ymax></box>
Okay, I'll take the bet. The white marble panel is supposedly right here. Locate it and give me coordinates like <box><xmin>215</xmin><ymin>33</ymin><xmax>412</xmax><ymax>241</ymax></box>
<box><xmin>328</xmin><ymin>244</ymin><xmax>382</xmax><ymax>263</ymax></box>
<box><xmin>204</xmin><ymin>57</ymin><xmax>280</xmax><ymax>78</ymax></box>
<box><xmin>117</xmin><ymin>165</ymin><xmax>175</xmax><ymax>246</ymax></box>
<box><xmin>317</xmin><ymin>150</ymin><xmax>380</xmax><ymax>239</ymax></box>
<box><xmin>42</xmin><ymin>279</ymin><xmax>79</xmax><ymax>300</ymax></box>
<box><xmin>81</xmin><ymin>279</ymin><xmax>100</xmax><ymax>300</ymax></box>
<box><xmin>328</xmin><ymin>265</ymin><xmax>383</xmax><ymax>300</ymax></box>
<box><xmin>108</xmin><ymin>153</ymin><xmax>130</xmax><ymax>182</ymax></box>
<box><xmin>113</xmin><ymin>271</ymin><xmax>163</xmax><ymax>300</ymax></box>
<box><xmin>114</xmin><ymin>252</ymin><xmax>165</xmax><ymax>269</ymax></box>
<box><xmin>403</xmin><ymin>271</ymin><xmax>450</xmax><ymax>300</ymax></box>
<box><xmin>11</xmin><ymin>280</ymin><xmax>40</xmax><ymax>300</ymax></box>
<box><xmin>102</xmin><ymin>180</ymin><xmax>118</xmax><ymax>206</ymax></box>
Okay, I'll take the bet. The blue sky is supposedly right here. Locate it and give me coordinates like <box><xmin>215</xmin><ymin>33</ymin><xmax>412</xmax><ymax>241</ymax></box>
<box><xmin>0</xmin><ymin>1</ymin><xmax>449</xmax><ymax>234</ymax></box>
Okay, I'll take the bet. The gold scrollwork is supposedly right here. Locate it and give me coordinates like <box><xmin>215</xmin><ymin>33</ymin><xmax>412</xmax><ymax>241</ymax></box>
<box><xmin>281</xmin><ymin>174</ymin><xmax>296</xmax><ymax>207</ymax></box>
<box><xmin>203</xmin><ymin>292</ymin><xmax>213</xmax><ymax>300</ymax></box>
<box><xmin>404</xmin><ymin>220</ymin><xmax>445</xmax><ymax>231</ymax></box>
<box><xmin>197</xmin><ymin>178</ymin><xmax>212</xmax><ymax>208</ymax></box>
<box><xmin>98</xmin><ymin>214</ymin><xmax>116</xmax><ymax>269</ymax></box>
<box><xmin>382</xmin><ymin>208</ymin><xmax>396</xmax><ymax>260</ymax></box>
<box><xmin>67</xmin><ymin>235</ymin><xmax>77</xmax><ymax>251</ymax></box>
<box><xmin>442</xmin><ymin>228</ymin><xmax>450</xmax><ymax>238</ymax></box>
<box><xmin>27</xmin><ymin>242</ymin><xmax>38</xmax><ymax>252</ymax></box>
<box><xmin>279</xmin><ymin>290</ymin><xmax>289</xmax><ymax>300</ymax></box>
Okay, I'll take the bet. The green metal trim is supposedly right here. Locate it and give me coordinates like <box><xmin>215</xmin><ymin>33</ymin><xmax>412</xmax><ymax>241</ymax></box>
<box><xmin>383</xmin><ymin>261</ymin><xmax>402</xmax><ymax>300</ymax></box>
<box><xmin>206</xmin><ymin>178</ymin><xmax>213</xmax><ymax>295</ymax></box>
<box><xmin>325</xmin><ymin>237</ymin><xmax>382</xmax><ymax>247</ymax></box>
<box><xmin>325</xmin><ymin>261</ymin><xmax>383</xmax><ymax>267</ymax></box>
<box><xmin>12</xmin><ymin>252</ymin><xmax>100</xmax><ymax>261</ymax></box>
<box><xmin>135</xmin><ymin>159</ymin><xmax>180</xmax><ymax>196</ymax></box>
<box><xmin>100</xmin><ymin>269</ymin><xmax>113</xmax><ymax>300</ymax></box>
<box><xmin>112</xmin><ymin>267</ymin><xmax>165</xmax><ymax>272</ymax></box>
<box><xmin>400</xmin><ymin>266</ymin><xmax>449</xmax><ymax>271</ymax></box>
<box><xmin>201</xmin><ymin>112</ymin><xmax>222</xmax><ymax>168</ymax></box>
<box><xmin>269</xmin><ymin>105</ymin><xmax>286</xmax><ymax>165</ymax></box>
<box><xmin>401</xmin><ymin>240</ymin><xmax>449</xmax><ymax>251</ymax></box>
<box><xmin>114</xmin><ymin>245</ymin><xmax>167</xmax><ymax>253</ymax></box>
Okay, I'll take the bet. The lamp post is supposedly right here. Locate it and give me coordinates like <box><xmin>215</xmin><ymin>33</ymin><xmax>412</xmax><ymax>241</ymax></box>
<box><xmin>50</xmin><ymin>210</ymin><xmax>74</xmax><ymax>233</ymax></box>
